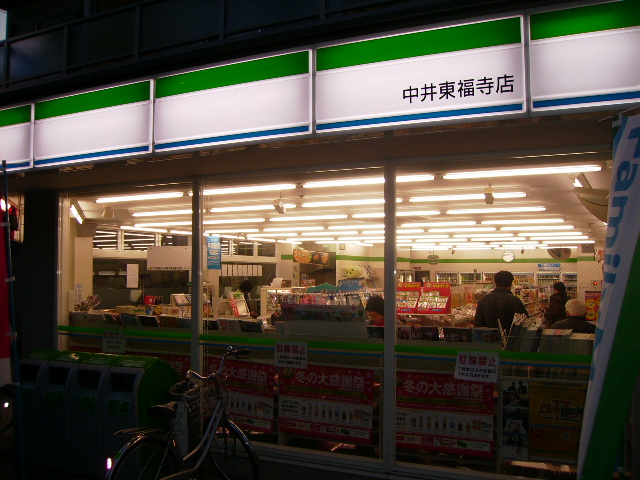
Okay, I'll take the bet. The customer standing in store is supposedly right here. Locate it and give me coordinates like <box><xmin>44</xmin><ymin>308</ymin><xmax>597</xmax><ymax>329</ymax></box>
<box><xmin>550</xmin><ymin>299</ymin><xmax>596</xmax><ymax>334</ymax></box>
<box><xmin>473</xmin><ymin>270</ymin><xmax>528</xmax><ymax>335</ymax></box>
<box><xmin>238</xmin><ymin>279</ymin><xmax>257</xmax><ymax>318</ymax></box>
<box><xmin>543</xmin><ymin>281</ymin><xmax>568</xmax><ymax>326</ymax></box>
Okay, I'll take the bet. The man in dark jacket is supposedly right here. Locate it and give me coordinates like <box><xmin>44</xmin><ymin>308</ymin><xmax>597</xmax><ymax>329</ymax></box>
<box><xmin>550</xmin><ymin>299</ymin><xmax>596</xmax><ymax>334</ymax></box>
<box><xmin>474</xmin><ymin>270</ymin><xmax>528</xmax><ymax>334</ymax></box>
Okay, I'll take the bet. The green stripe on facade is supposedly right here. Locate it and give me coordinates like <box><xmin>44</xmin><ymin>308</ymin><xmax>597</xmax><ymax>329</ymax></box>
<box><xmin>0</xmin><ymin>105</ymin><xmax>31</xmax><ymax>128</ymax></box>
<box><xmin>35</xmin><ymin>81</ymin><xmax>151</xmax><ymax>120</ymax></box>
<box><xmin>530</xmin><ymin>0</ymin><xmax>640</xmax><ymax>40</ymax></box>
<box><xmin>156</xmin><ymin>51</ymin><xmax>310</xmax><ymax>98</ymax></box>
<box><xmin>317</xmin><ymin>17</ymin><xmax>521</xmax><ymax>71</ymax></box>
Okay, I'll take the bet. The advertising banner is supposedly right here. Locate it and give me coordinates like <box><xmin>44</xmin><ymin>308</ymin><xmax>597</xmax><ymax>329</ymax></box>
<box><xmin>279</xmin><ymin>364</ymin><xmax>375</xmax><ymax>444</ymax></box>
<box><xmin>578</xmin><ymin>112</ymin><xmax>640</xmax><ymax>479</ymax></box>
<box><xmin>396</xmin><ymin>371</ymin><xmax>494</xmax><ymax>457</ymax></box>
<box><xmin>206</xmin><ymin>357</ymin><xmax>276</xmax><ymax>433</ymax></box>
<box><xmin>528</xmin><ymin>381</ymin><xmax>587</xmax><ymax>464</ymax></box>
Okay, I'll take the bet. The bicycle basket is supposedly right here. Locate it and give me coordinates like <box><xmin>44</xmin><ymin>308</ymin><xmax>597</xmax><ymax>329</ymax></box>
<box><xmin>183</xmin><ymin>375</ymin><xmax>229</xmax><ymax>419</ymax></box>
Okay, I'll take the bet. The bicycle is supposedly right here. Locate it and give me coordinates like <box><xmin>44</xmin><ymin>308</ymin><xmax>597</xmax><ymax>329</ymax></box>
<box><xmin>105</xmin><ymin>346</ymin><xmax>260</xmax><ymax>480</ymax></box>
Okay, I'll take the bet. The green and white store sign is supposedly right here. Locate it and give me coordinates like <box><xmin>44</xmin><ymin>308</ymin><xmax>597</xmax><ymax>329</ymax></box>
<box><xmin>1</xmin><ymin>0</ymin><xmax>638</xmax><ymax>172</ymax></box>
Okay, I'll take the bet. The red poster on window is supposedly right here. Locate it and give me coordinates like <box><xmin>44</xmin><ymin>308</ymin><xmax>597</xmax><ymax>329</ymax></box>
<box><xmin>207</xmin><ymin>357</ymin><xmax>277</xmax><ymax>433</ymax></box>
<box><xmin>278</xmin><ymin>364</ymin><xmax>375</xmax><ymax>444</ymax></box>
<box><xmin>396</xmin><ymin>371</ymin><xmax>494</xmax><ymax>457</ymax></box>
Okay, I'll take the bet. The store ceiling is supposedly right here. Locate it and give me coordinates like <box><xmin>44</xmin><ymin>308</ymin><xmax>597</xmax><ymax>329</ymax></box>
<box><xmin>10</xmin><ymin>111</ymin><xmax>622</xmax><ymax>251</ymax></box>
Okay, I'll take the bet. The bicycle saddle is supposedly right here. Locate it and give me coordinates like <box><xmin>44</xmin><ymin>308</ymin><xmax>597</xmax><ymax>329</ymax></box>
<box><xmin>148</xmin><ymin>401</ymin><xmax>178</xmax><ymax>419</ymax></box>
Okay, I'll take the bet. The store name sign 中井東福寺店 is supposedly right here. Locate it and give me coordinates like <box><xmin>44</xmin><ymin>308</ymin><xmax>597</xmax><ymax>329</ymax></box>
<box><xmin>315</xmin><ymin>17</ymin><xmax>525</xmax><ymax>132</ymax></box>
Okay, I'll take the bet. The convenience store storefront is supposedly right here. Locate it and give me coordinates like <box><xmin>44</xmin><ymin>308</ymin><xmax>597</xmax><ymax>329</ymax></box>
<box><xmin>3</xmin><ymin>1</ymin><xmax>640</xmax><ymax>479</ymax></box>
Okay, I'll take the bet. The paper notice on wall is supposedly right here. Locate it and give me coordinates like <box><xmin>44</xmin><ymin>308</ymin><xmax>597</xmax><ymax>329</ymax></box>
<box><xmin>126</xmin><ymin>263</ymin><xmax>139</xmax><ymax>288</ymax></box>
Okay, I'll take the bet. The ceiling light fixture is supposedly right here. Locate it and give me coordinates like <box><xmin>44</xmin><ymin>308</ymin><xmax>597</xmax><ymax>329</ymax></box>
<box><xmin>401</xmin><ymin>221</ymin><xmax>476</xmax><ymax>228</ymax></box>
<box><xmin>443</xmin><ymin>164</ymin><xmax>602</xmax><ymax>180</ymax></box>
<box><xmin>70</xmin><ymin>203</ymin><xmax>84</xmax><ymax>224</ymax></box>
<box><xmin>120</xmin><ymin>226</ymin><xmax>168</xmax><ymax>233</ymax></box>
<box><xmin>210</xmin><ymin>204</ymin><xmax>296</xmax><ymax>213</ymax></box>
<box><xmin>446</xmin><ymin>206</ymin><xmax>546</xmax><ymax>215</ymax></box>
<box><xmin>428</xmin><ymin>227</ymin><xmax>496</xmax><ymax>233</ymax></box>
<box><xmin>328</xmin><ymin>224</ymin><xmax>385</xmax><ymax>230</ymax></box>
<box><xmin>270</xmin><ymin>214</ymin><xmax>348</xmax><ymax>222</ymax></box>
<box><xmin>500</xmin><ymin>225</ymin><xmax>575</xmax><ymax>231</ymax></box>
<box><xmin>203</xmin><ymin>183</ymin><xmax>296</xmax><ymax>195</ymax></box>
<box><xmin>133</xmin><ymin>209</ymin><xmax>192</xmax><ymax>217</ymax></box>
<box><xmin>204</xmin><ymin>218</ymin><xmax>267</xmax><ymax>225</ymax></box>
<box><xmin>481</xmin><ymin>218</ymin><xmax>565</xmax><ymax>225</ymax></box>
<box><xmin>96</xmin><ymin>191</ymin><xmax>184</xmax><ymax>203</ymax></box>
<box><xmin>408</xmin><ymin>192</ymin><xmax>526</xmax><ymax>203</ymax></box>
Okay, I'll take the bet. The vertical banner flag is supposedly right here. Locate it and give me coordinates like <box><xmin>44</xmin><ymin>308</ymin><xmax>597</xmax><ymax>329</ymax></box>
<box><xmin>578</xmin><ymin>112</ymin><xmax>640</xmax><ymax>480</ymax></box>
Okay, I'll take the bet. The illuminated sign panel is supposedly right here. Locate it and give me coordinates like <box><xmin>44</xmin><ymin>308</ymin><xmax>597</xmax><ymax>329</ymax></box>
<box><xmin>316</xmin><ymin>17</ymin><xmax>525</xmax><ymax>132</ymax></box>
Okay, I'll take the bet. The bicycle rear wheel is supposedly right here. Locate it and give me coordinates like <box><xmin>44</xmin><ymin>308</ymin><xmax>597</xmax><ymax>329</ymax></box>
<box><xmin>107</xmin><ymin>435</ymin><xmax>179</xmax><ymax>480</ymax></box>
<box><xmin>208</xmin><ymin>418</ymin><xmax>259</xmax><ymax>480</ymax></box>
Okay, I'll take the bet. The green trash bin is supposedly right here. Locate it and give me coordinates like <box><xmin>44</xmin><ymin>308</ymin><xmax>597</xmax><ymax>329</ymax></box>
<box><xmin>102</xmin><ymin>355</ymin><xmax>178</xmax><ymax>462</ymax></box>
<box><xmin>39</xmin><ymin>350</ymin><xmax>93</xmax><ymax>472</ymax></box>
<box><xmin>18</xmin><ymin>349</ymin><xmax>59</xmax><ymax>467</ymax></box>
<box><xmin>69</xmin><ymin>353</ymin><xmax>123</xmax><ymax>479</ymax></box>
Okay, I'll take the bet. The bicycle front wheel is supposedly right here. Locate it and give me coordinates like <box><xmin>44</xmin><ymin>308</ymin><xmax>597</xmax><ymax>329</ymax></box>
<box><xmin>107</xmin><ymin>435</ymin><xmax>179</xmax><ymax>480</ymax></box>
<box><xmin>208</xmin><ymin>418</ymin><xmax>259</xmax><ymax>480</ymax></box>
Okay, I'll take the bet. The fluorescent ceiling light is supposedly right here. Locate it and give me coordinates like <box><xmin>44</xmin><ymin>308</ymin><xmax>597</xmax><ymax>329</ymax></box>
<box><xmin>264</xmin><ymin>226</ymin><xmax>325</xmax><ymax>232</ymax></box>
<box><xmin>429</xmin><ymin>227</ymin><xmax>496</xmax><ymax>233</ymax></box>
<box><xmin>204</xmin><ymin>228</ymin><xmax>260</xmax><ymax>234</ymax></box>
<box><xmin>210</xmin><ymin>204</ymin><xmax>296</xmax><ymax>213</ymax></box>
<box><xmin>411</xmin><ymin>246</ymin><xmax>451</xmax><ymax>251</ymax></box>
<box><xmin>303</xmin><ymin>177</ymin><xmax>383</xmax><ymax>188</ymax></box>
<box><xmin>169</xmin><ymin>230</ymin><xmax>192</xmax><ymax>235</ymax></box>
<box><xmin>500</xmin><ymin>225</ymin><xmax>574</xmax><ymax>231</ymax></box>
<box><xmin>409</xmin><ymin>235</ymin><xmax>450</xmax><ymax>239</ymax></box>
<box><xmin>204</xmin><ymin>218</ymin><xmax>266</xmax><ymax>224</ymax></box>
<box><xmin>70</xmin><ymin>204</ymin><xmax>84</xmax><ymax>224</ymax></box>
<box><xmin>454</xmin><ymin>233</ymin><xmax>514</xmax><ymax>238</ymax></box>
<box><xmin>398</xmin><ymin>210</ymin><xmax>441</xmax><ymax>217</ymax></box>
<box><xmin>401</xmin><ymin>221</ymin><xmax>476</xmax><ymax>228</ymax></box>
<box><xmin>446</xmin><ymin>206</ymin><xmax>546</xmax><ymax>215</ymax></box>
<box><xmin>545</xmin><ymin>240</ymin><xmax>595</xmax><ymax>244</ymax></box>
<box><xmin>270</xmin><ymin>214</ymin><xmax>348</xmax><ymax>222</ymax></box>
<box><xmin>301</xmin><ymin>199</ymin><xmax>388</xmax><ymax>208</ymax></box>
<box><xmin>397</xmin><ymin>174</ymin><xmax>435</xmax><ymax>183</ymax></box>
<box><xmin>300</xmin><ymin>231</ymin><xmax>337</xmax><ymax>236</ymax></box>
<box><xmin>443</xmin><ymin>164</ymin><xmax>602</xmax><ymax>179</ymax></box>
<box><xmin>352</xmin><ymin>212</ymin><xmax>384</xmax><ymax>218</ymax></box>
<box><xmin>303</xmin><ymin>174</ymin><xmax>435</xmax><ymax>189</ymax></box>
<box><xmin>397</xmin><ymin>229</ymin><xmax>424</xmax><ymax>233</ymax></box>
<box><xmin>328</xmin><ymin>224</ymin><xmax>385</xmax><ymax>230</ymax></box>
<box><xmin>203</xmin><ymin>183</ymin><xmax>296</xmax><ymax>195</ymax></box>
<box><xmin>289</xmin><ymin>237</ymin><xmax>336</xmax><ymax>241</ymax></box>
<box><xmin>244</xmin><ymin>237</ymin><xmax>276</xmax><ymax>243</ymax></box>
<box><xmin>521</xmin><ymin>231</ymin><xmax>584</xmax><ymax>237</ymax></box>
<box><xmin>92</xmin><ymin>239</ymin><xmax>117</xmax><ymax>243</ymax></box>
<box><xmin>409</xmin><ymin>192</ymin><xmax>526</xmax><ymax>202</ymax></box>
<box><xmin>248</xmin><ymin>232</ymin><xmax>297</xmax><ymax>237</ymax></box>
<box><xmin>529</xmin><ymin>235</ymin><xmax>588</xmax><ymax>240</ymax></box>
<box><xmin>133</xmin><ymin>209</ymin><xmax>192</xmax><ymax>217</ymax></box>
<box><xmin>96</xmin><ymin>191</ymin><xmax>184</xmax><ymax>203</ymax></box>
<box><xmin>469</xmin><ymin>237</ymin><xmax>524</xmax><ymax>242</ymax></box>
<box><xmin>121</xmin><ymin>226</ymin><xmax>167</xmax><ymax>233</ymax></box>
<box><xmin>135</xmin><ymin>221</ymin><xmax>191</xmax><ymax>227</ymax></box>
<box><xmin>481</xmin><ymin>218</ymin><xmax>565</xmax><ymax>225</ymax></box>
<box><xmin>338</xmin><ymin>236</ymin><xmax>385</xmax><ymax>241</ymax></box>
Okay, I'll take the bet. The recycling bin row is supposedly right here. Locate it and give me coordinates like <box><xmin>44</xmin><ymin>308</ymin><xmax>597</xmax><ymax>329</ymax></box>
<box><xmin>19</xmin><ymin>349</ymin><xmax>178</xmax><ymax>479</ymax></box>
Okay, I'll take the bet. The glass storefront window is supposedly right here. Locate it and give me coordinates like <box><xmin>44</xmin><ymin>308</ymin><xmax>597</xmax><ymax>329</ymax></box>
<box><xmin>60</xmin><ymin>157</ymin><xmax>609</xmax><ymax>478</ymax></box>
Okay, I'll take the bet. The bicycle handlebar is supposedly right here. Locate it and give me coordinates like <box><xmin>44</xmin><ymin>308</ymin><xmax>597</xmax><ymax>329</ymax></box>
<box><xmin>186</xmin><ymin>346</ymin><xmax>250</xmax><ymax>381</ymax></box>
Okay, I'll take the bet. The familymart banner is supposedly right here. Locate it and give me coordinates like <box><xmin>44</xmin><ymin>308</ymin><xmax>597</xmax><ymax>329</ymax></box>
<box><xmin>578</xmin><ymin>113</ymin><xmax>640</xmax><ymax>480</ymax></box>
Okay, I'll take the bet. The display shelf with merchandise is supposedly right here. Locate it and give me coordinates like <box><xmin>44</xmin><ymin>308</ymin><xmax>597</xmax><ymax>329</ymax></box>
<box><xmin>562</xmin><ymin>273</ymin><xmax>578</xmax><ymax>298</ymax></box>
